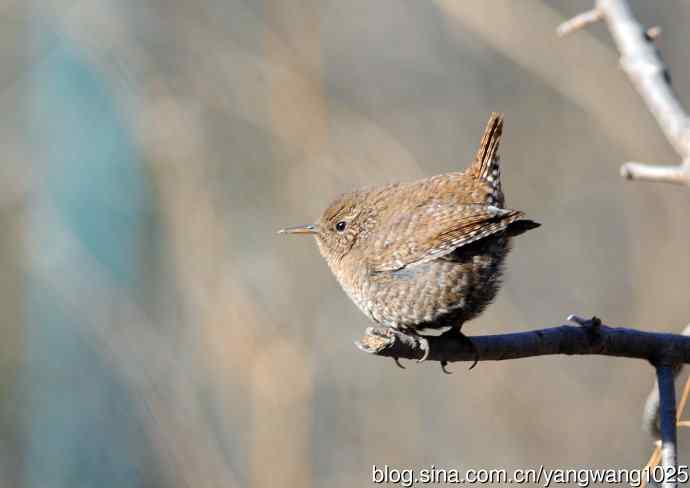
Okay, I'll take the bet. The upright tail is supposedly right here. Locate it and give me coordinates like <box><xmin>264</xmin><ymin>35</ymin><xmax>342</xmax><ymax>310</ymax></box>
<box><xmin>471</xmin><ymin>112</ymin><xmax>504</xmax><ymax>206</ymax></box>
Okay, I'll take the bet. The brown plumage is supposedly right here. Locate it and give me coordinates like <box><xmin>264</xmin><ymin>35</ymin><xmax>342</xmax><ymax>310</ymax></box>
<box><xmin>280</xmin><ymin>113</ymin><xmax>539</xmax><ymax>340</ymax></box>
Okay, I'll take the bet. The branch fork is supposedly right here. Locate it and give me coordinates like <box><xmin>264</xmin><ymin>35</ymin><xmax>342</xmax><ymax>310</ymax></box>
<box><xmin>357</xmin><ymin>315</ymin><xmax>687</xmax><ymax>487</ymax></box>
<box><xmin>558</xmin><ymin>0</ymin><xmax>690</xmax><ymax>186</ymax></box>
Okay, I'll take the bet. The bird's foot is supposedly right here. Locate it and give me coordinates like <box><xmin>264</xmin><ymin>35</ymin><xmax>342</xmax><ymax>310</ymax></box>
<box><xmin>415</xmin><ymin>334</ymin><xmax>431</xmax><ymax>363</ymax></box>
<box><xmin>395</xmin><ymin>328</ymin><xmax>431</xmax><ymax>363</ymax></box>
<box><xmin>439</xmin><ymin>328</ymin><xmax>479</xmax><ymax>371</ymax></box>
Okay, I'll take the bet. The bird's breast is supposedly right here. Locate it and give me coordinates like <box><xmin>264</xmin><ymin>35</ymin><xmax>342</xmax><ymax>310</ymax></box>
<box><xmin>330</xmin><ymin>235</ymin><xmax>511</xmax><ymax>329</ymax></box>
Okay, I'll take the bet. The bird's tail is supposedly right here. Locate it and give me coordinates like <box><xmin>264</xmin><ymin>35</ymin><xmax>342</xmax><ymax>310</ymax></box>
<box><xmin>506</xmin><ymin>219</ymin><xmax>540</xmax><ymax>238</ymax></box>
<box><xmin>471</xmin><ymin>112</ymin><xmax>503</xmax><ymax>183</ymax></box>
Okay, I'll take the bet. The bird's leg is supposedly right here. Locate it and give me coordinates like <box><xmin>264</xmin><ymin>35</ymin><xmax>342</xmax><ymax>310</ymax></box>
<box><xmin>439</xmin><ymin>327</ymin><xmax>479</xmax><ymax>370</ymax></box>
<box><xmin>392</xmin><ymin>357</ymin><xmax>406</xmax><ymax>369</ymax></box>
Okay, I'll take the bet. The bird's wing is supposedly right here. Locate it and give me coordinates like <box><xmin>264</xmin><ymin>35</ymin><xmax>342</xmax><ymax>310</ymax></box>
<box><xmin>369</xmin><ymin>203</ymin><xmax>525</xmax><ymax>272</ymax></box>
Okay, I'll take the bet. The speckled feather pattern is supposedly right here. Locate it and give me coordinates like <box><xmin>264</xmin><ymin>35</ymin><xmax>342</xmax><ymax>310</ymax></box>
<box><xmin>312</xmin><ymin>113</ymin><xmax>538</xmax><ymax>331</ymax></box>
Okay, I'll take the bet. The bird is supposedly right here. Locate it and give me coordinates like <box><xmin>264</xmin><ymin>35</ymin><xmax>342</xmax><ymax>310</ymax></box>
<box><xmin>279</xmin><ymin>113</ymin><xmax>539</xmax><ymax>371</ymax></box>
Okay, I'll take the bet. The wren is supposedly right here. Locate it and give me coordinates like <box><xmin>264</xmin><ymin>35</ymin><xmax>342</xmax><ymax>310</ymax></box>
<box><xmin>279</xmin><ymin>113</ymin><xmax>539</xmax><ymax>369</ymax></box>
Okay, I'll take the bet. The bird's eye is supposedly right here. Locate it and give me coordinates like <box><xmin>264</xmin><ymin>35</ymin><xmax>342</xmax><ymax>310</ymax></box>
<box><xmin>335</xmin><ymin>221</ymin><xmax>347</xmax><ymax>232</ymax></box>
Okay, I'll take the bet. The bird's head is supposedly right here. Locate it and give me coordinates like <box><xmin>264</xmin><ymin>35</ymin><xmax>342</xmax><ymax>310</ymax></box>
<box><xmin>278</xmin><ymin>191</ymin><xmax>370</xmax><ymax>267</ymax></box>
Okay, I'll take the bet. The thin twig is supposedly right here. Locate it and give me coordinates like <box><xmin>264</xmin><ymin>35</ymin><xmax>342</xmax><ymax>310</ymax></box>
<box><xmin>558</xmin><ymin>0</ymin><xmax>690</xmax><ymax>186</ymax></box>
<box><xmin>640</xmin><ymin>445</ymin><xmax>662</xmax><ymax>488</ymax></box>
<box><xmin>557</xmin><ymin>9</ymin><xmax>602</xmax><ymax>37</ymax></box>
<box><xmin>620</xmin><ymin>161</ymin><xmax>690</xmax><ymax>185</ymax></box>
<box><xmin>645</xmin><ymin>26</ymin><xmax>662</xmax><ymax>41</ymax></box>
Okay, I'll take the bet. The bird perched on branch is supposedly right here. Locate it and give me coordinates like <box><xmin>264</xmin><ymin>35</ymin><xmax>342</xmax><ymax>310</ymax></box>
<box><xmin>279</xmin><ymin>113</ymin><xmax>539</xmax><ymax>371</ymax></box>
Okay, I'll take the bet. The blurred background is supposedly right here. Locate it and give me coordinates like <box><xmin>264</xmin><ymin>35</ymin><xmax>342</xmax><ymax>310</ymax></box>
<box><xmin>2</xmin><ymin>0</ymin><xmax>690</xmax><ymax>486</ymax></box>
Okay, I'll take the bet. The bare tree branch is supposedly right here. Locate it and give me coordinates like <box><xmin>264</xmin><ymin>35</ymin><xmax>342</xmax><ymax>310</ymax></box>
<box><xmin>639</xmin><ymin>326</ymin><xmax>690</xmax><ymax>488</ymax></box>
<box><xmin>620</xmin><ymin>162</ymin><xmax>690</xmax><ymax>185</ymax></box>
<box><xmin>642</xmin><ymin>366</ymin><xmax>683</xmax><ymax>440</ymax></box>
<box><xmin>656</xmin><ymin>365</ymin><xmax>678</xmax><ymax>488</ymax></box>
<box><xmin>356</xmin><ymin>316</ymin><xmax>690</xmax><ymax>366</ymax></box>
<box><xmin>642</xmin><ymin>325</ymin><xmax>690</xmax><ymax>441</ymax></box>
<box><xmin>558</xmin><ymin>0</ymin><xmax>690</xmax><ymax>186</ymax></box>
<box><xmin>558</xmin><ymin>2</ymin><xmax>690</xmax><ymax>481</ymax></box>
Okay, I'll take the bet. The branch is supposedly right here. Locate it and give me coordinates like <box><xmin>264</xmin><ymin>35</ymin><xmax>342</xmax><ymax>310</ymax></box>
<box><xmin>656</xmin><ymin>365</ymin><xmax>678</xmax><ymax>488</ymax></box>
<box><xmin>620</xmin><ymin>161</ymin><xmax>690</xmax><ymax>185</ymax></box>
<box><xmin>556</xmin><ymin>9</ymin><xmax>602</xmax><ymax>37</ymax></box>
<box><xmin>558</xmin><ymin>0</ymin><xmax>690</xmax><ymax>186</ymax></box>
<box><xmin>638</xmin><ymin>325</ymin><xmax>690</xmax><ymax>488</ymax></box>
<box><xmin>642</xmin><ymin>366</ymin><xmax>683</xmax><ymax>440</ymax></box>
<box><xmin>642</xmin><ymin>325</ymin><xmax>690</xmax><ymax>440</ymax></box>
<box><xmin>356</xmin><ymin>316</ymin><xmax>690</xmax><ymax>366</ymax></box>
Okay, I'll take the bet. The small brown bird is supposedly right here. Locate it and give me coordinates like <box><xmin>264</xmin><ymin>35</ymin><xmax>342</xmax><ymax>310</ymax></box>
<box><xmin>279</xmin><ymin>113</ymin><xmax>539</xmax><ymax>370</ymax></box>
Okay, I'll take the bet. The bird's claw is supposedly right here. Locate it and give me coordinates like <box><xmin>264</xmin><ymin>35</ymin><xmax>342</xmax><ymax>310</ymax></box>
<box><xmin>416</xmin><ymin>335</ymin><xmax>430</xmax><ymax>363</ymax></box>
<box><xmin>440</xmin><ymin>360</ymin><xmax>453</xmax><ymax>374</ymax></box>
<box><xmin>393</xmin><ymin>357</ymin><xmax>406</xmax><ymax>369</ymax></box>
<box><xmin>438</xmin><ymin>328</ymin><xmax>479</xmax><ymax>370</ymax></box>
<box><xmin>468</xmin><ymin>352</ymin><xmax>479</xmax><ymax>371</ymax></box>
<box><xmin>466</xmin><ymin>336</ymin><xmax>480</xmax><ymax>370</ymax></box>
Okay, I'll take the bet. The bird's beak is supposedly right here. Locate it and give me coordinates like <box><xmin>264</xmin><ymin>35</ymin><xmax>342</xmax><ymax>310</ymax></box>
<box><xmin>277</xmin><ymin>224</ymin><xmax>318</xmax><ymax>235</ymax></box>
